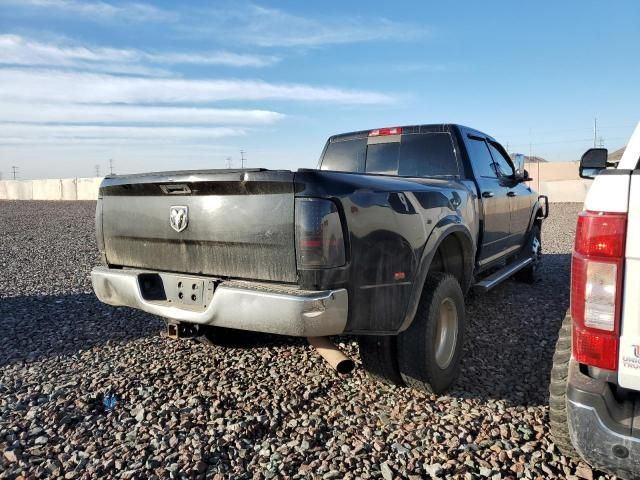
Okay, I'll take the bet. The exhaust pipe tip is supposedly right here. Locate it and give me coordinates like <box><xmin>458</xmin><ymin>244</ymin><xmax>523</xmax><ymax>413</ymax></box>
<box><xmin>307</xmin><ymin>336</ymin><xmax>355</xmax><ymax>375</ymax></box>
<box><xmin>335</xmin><ymin>358</ymin><xmax>355</xmax><ymax>375</ymax></box>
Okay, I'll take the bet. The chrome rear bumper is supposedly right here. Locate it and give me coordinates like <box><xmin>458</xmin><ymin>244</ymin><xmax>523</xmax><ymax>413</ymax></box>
<box><xmin>91</xmin><ymin>266</ymin><xmax>348</xmax><ymax>337</ymax></box>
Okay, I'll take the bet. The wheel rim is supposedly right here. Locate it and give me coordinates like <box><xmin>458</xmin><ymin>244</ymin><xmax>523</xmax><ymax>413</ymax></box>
<box><xmin>434</xmin><ymin>297</ymin><xmax>458</xmax><ymax>369</ymax></box>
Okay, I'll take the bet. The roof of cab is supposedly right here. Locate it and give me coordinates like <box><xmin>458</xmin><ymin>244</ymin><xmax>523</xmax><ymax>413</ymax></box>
<box><xmin>328</xmin><ymin>124</ymin><xmax>495</xmax><ymax>143</ymax></box>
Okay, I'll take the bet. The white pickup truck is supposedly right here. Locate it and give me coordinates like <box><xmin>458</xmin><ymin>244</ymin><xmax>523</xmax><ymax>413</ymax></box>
<box><xmin>550</xmin><ymin>122</ymin><xmax>640</xmax><ymax>479</ymax></box>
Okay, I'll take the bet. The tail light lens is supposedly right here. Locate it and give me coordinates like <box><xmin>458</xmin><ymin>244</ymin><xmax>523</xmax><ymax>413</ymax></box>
<box><xmin>295</xmin><ymin>198</ymin><xmax>346</xmax><ymax>269</ymax></box>
<box><xmin>571</xmin><ymin>211</ymin><xmax>627</xmax><ymax>370</ymax></box>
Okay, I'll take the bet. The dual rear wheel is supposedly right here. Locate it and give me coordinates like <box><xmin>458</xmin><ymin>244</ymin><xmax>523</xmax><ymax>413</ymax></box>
<box><xmin>361</xmin><ymin>223</ymin><xmax>544</xmax><ymax>393</ymax></box>
<box><xmin>359</xmin><ymin>273</ymin><xmax>466</xmax><ymax>394</ymax></box>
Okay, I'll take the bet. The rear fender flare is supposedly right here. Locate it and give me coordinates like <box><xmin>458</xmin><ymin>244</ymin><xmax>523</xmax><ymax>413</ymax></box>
<box><xmin>397</xmin><ymin>217</ymin><xmax>475</xmax><ymax>333</ymax></box>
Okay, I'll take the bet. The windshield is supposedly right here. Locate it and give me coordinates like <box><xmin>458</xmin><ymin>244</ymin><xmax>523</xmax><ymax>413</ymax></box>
<box><xmin>320</xmin><ymin>132</ymin><xmax>458</xmax><ymax>177</ymax></box>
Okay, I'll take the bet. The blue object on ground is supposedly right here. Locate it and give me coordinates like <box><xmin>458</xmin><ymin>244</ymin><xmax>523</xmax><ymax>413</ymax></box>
<box><xmin>103</xmin><ymin>394</ymin><xmax>118</xmax><ymax>411</ymax></box>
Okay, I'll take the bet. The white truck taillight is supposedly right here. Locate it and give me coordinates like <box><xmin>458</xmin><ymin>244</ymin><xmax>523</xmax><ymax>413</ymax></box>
<box><xmin>295</xmin><ymin>198</ymin><xmax>346</xmax><ymax>269</ymax></box>
<box><xmin>571</xmin><ymin>211</ymin><xmax>627</xmax><ymax>370</ymax></box>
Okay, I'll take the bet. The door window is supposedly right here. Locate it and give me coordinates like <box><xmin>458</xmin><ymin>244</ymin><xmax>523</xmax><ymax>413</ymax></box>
<box><xmin>466</xmin><ymin>137</ymin><xmax>497</xmax><ymax>178</ymax></box>
<box><xmin>488</xmin><ymin>142</ymin><xmax>515</xmax><ymax>178</ymax></box>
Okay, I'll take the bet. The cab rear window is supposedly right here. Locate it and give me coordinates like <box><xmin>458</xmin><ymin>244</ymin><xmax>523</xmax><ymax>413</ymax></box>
<box><xmin>321</xmin><ymin>133</ymin><xmax>458</xmax><ymax>177</ymax></box>
<box><xmin>320</xmin><ymin>138</ymin><xmax>367</xmax><ymax>172</ymax></box>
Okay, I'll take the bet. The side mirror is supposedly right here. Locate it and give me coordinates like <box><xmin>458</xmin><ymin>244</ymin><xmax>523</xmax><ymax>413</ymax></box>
<box><xmin>513</xmin><ymin>153</ymin><xmax>527</xmax><ymax>181</ymax></box>
<box><xmin>579</xmin><ymin>148</ymin><xmax>609</xmax><ymax>179</ymax></box>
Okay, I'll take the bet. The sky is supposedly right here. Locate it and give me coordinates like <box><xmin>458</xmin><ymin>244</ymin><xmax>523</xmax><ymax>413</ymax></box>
<box><xmin>0</xmin><ymin>0</ymin><xmax>639</xmax><ymax>180</ymax></box>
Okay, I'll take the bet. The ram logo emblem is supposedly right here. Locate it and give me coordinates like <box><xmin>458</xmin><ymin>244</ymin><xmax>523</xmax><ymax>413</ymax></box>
<box><xmin>169</xmin><ymin>206</ymin><xmax>189</xmax><ymax>233</ymax></box>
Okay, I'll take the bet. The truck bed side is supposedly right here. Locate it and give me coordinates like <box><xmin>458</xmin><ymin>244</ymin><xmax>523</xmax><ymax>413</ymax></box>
<box><xmin>294</xmin><ymin>169</ymin><xmax>479</xmax><ymax>333</ymax></box>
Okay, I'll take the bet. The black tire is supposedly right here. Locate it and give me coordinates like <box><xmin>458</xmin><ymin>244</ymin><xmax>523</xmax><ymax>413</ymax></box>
<box><xmin>397</xmin><ymin>273</ymin><xmax>465</xmax><ymax>394</ymax></box>
<box><xmin>515</xmin><ymin>222</ymin><xmax>542</xmax><ymax>283</ymax></box>
<box><xmin>549</xmin><ymin>312</ymin><xmax>580</xmax><ymax>459</ymax></box>
<box><xmin>195</xmin><ymin>326</ymin><xmax>253</xmax><ymax>347</ymax></box>
<box><xmin>358</xmin><ymin>335</ymin><xmax>405</xmax><ymax>386</ymax></box>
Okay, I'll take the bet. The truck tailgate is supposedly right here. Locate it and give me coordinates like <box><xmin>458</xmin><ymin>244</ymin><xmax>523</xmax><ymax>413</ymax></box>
<box><xmin>99</xmin><ymin>170</ymin><xmax>297</xmax><ymax>283</ymax></box>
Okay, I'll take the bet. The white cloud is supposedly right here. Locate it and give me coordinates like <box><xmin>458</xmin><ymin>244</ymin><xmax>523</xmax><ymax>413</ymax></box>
<box><xmin>2</xmin><ymin>0</ymin><xmax>176</xmax><ymax>22</ymax></box>
<box><xmin>0</xmin><ymin>102</ymin><xmax>284</xmax><ymax>125</ymax></box>
<box><xmin>0</xmin><ymin>68</ymin><xmax>393</xmax><ymax>104</ymax></box>
<box><xmin>242</xmin><ymin>5</ymin><xmax>424</xmax><ymax>47</ymax></box>
<box><xmin>0</xmin><ymin>34</ymin><xmax>279</xmax><ymax>71</ymax></box>
<box><xmin>185</xmin><ymin>4</ymin><xmax>426</xmax><ymax>48</ymax></box>
<box><xmin>0</xmin><ymin>123</ymin><xmax>246</xmax><ymax>145</ymax></box>
<box><xmin>148</xmin><ymin>51</ymin><xmax>279</xmax><ymax>68</ymax></box>
<box><xmin>3</xmin><ymin>1</ymin><xmax>424</xmax><ymax>48</ymax></box>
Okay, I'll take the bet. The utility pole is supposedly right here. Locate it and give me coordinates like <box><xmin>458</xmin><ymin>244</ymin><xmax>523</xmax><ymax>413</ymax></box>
<box><xmin>226</xmin><ymin>157</ymin><xmax>233</xmax><ymax>169</ymax></box>
<box><xmin>95</xmin><ymin>164</ymin><xmax>101</xmax><ymax>177</ymax></box>
<box><xmin>240</xmin><ymin>150</ymin><xmax>246</xmax><ymax>169</ymax></box>
<box><xmin>109</xmin><ymin>159</ymin><xmax>114</xmax><ymax>175</ymax></box>
<box><xmin>11</xmin><ymin>166</ymin><xmax>18</xmax><ymax>180</ymax></box>
<box><xmin>593</xmin><ymin>118</ymin><xmax>598</xmax><ymax>148</ymax></box>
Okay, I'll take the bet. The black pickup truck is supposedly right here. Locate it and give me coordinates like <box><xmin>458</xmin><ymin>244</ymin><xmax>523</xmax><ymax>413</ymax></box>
<box><xmin>91</xmin><ymin>124</ymin><xmax>548</xmax><ymax>393</ymax></box>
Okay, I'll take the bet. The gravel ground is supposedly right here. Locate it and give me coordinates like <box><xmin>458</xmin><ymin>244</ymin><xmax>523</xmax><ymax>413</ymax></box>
<box><xmin>0</xmin><ymin>201</ymin><xmax>613</xmax><ymax>479</ymax></box>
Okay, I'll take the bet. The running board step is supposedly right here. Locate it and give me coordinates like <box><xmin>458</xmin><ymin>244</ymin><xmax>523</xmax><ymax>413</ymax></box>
<box><xmin>473</xmin><ymin>257</ymin><xmax>533</xmax><ymax>293</ymax></box>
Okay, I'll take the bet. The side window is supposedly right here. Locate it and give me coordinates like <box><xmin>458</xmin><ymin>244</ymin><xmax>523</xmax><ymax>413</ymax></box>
<box><xmin>465</xmin><ymin>137</ymin><xmax>497</xmax><ymax>178</ymax></box>
<box><xmin>488</xmin><ymin>142</ymin><xmax>514</xmax><ymax>177</ymax></box>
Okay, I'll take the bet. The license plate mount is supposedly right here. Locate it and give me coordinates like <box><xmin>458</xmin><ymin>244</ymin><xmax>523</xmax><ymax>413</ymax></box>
<box><xmin>171</xmin><ymin>277</ymin><xmax>205</xmax><ymax>306</ymax></box>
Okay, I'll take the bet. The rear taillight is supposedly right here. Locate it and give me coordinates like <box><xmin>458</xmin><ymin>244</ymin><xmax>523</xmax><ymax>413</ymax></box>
<box><xmin>571</xmin><ymin>211</ymin><xmax>627</xmax><ymax>370</ymax></box>
<box><xmin>295</xmin><ymin>198</ymin><xmax>346</xmax><ymax>269</ymax></box>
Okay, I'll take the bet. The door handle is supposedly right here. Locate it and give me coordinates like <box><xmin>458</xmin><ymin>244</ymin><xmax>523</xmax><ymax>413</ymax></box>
<box><xmin>482</xmin><ymin>191</ymin><xmax>494</xmax><ymax>198</ymax></box>
<box><xmin>507</xmin><ymin>191</ymin><xmax>517</xmax><ymax>197</ymax></box>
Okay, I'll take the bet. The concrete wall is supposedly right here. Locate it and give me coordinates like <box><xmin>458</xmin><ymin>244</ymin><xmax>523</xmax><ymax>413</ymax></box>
<box><xmin>522</xmin><ymin>161</ymin><xmax>592</xmax><ymax>202</ymax></box>
<box><xmin>0</xmin><ymin>165</ymin><xmax>591</xmax><ymax>203</ymax></box>
<box><xmin>3</xmin><ymin>180</ymin><xmax>34</xmax><ymax>200</ymax></box>
<box><xmin>539</xmin><ymin>179</ymin><xmax>593</xmax><ymax>203</ymax></box>
<box><xmin>61</xmin><ymin>178</ymin><xmax>78</xmax><ymax>201</ymax></box>
<box><xmin>525</xmin><ymin>161</ymin><xmax>580</xmax><ymax>182</ymax></box>
<box><xmin>32</xmin><ymin>179</ymin><xmax>62</xmax><ymax>201</ymax></box>
<box><xmin>76</xmin><ymin>177</ymin><xmax>102</xmax><ymax>200</ymax></box>
<box><xmin>0</xmin><ymin>177</ymin><xmax>103</xmax><ymax>201</ymax></box>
